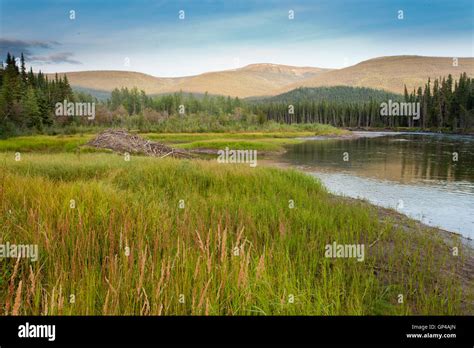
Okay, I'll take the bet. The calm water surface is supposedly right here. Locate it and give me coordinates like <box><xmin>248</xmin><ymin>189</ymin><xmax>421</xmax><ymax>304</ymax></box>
<box><xmin>279</xmin><ymin>132</ymin><xmax>474</xmax><ymax>239</ymax></box>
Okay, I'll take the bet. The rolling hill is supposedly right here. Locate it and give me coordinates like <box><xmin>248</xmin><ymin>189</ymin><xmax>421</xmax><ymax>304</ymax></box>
<box><xmin>51</xmin><ymin>64</ymin><xmax>330</xmax><ymax>99</ymax></box>
<box><xmin>50</xmin><ymin>56</ymin><xmax>474</xmax><ymax>99</ymax></box>
<box><xmin>276</xmin><ymin>56</ymin><xmax>474</xmax><ymax>95</ymax></box>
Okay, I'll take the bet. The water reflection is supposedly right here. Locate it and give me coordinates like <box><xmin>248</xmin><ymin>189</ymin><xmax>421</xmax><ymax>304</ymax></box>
<box><xmin>283</xmin><ymin>133</ymin><xmax>474</xmax><ymax>193</ymax></box>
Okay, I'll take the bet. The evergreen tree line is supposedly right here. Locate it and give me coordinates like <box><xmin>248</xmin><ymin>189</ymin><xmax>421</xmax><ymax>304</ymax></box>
<box><xmin>0</xmin><ymin>52</ymin><xmax>83</xmax><ymax>134</ymax></box>
<box><xmin>253</xmin><ymin>73</ymin><xmax>473</xmax><ymax>130</ymax></box>
<box><xmin>108</xmin><ymin>87</ymin><xmax>242</xmax><ymax>116</ymax></box>
<box><xmin>404</xmin><ymin>73</ymin><xmax>473</xmax><ymax>130</ymax></box>
<box><xmin>1</xmin><ymin>52</ymin><xmax>472</xmax><ymax>135</ymax></box>
<box><xmin>250</xmin><ymin>100</ymin><xmax>385</xmax><ymax>128</ymax></box>
<box><xmin>105</xmin><ymin>74</ymin><xmax>474</xmax><ymax>131</ymax></box>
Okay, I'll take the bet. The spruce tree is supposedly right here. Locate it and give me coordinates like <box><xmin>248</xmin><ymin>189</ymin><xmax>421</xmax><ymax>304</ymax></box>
<box><xmin>23</xmin><ymin>87</ymin><xmax>41</xmax><ymax>129</ymax></box>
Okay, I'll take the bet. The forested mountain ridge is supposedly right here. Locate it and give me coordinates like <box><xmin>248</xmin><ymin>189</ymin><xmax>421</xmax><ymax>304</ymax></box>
<box><xmin>253</xmin><ymin>86</ymin><xmax>403</xmax><ymax>104</ymax></box>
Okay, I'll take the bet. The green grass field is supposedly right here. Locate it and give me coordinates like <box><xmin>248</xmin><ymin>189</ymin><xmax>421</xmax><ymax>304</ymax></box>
<box><xmin>0</xmin><ymin>126</ymin><xmax>346</xmax><ymax>154</ymax></box>
<box><xmin>0</xmin><ymin>148</ymin><xmax>471</xmax><ymax>315</ymax></box>
<box><xmin>0</xmin><ymin>135</ymin><xmax>93</xmax><ymax>152</ymax></box>
<box><xmin>0</xmin><ymin>133</ymin><xmax>297</xmax><ymax>153</ymax></box>
<box><xmin>143</xmin><ymin>132</ymin><xmax>308</xmax><ymax>152</ymax></box>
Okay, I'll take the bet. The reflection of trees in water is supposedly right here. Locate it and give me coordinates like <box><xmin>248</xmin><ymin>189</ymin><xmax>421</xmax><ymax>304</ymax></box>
<box><xmin>285</xmin><ymin>135</ymin><xmax>473</xmax><ymax>182</ymax></box>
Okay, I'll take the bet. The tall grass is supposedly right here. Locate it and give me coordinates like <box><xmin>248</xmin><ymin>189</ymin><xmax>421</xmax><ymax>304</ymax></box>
<box><xmin>0</xmin><ymin>152</ymin><xmax>470</xmax><ymax>315</ymax></box>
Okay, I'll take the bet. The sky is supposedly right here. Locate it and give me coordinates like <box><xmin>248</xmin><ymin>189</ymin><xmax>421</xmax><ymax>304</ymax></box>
<box><xmin>0</xmin><ymin>0</ymin><xmax>473</xmax><ymax>76</ymax></box>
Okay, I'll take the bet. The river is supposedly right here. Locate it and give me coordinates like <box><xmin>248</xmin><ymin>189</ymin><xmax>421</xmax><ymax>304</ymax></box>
<box><xmin>277</xmin><ymin>131</ymin><xmax>474</xmax><ymax>240</ymax></box>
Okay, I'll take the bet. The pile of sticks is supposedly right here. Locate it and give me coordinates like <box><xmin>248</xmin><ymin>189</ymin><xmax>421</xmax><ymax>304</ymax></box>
<box><xmin>86</xmin><ymin>129</ymin><xmax>192</xmax><ymax>158</ymax></box>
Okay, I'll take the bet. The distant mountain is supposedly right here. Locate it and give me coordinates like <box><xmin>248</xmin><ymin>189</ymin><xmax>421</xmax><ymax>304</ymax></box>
<box><xmin>50</xmin><ymin>64</ymin><xmax>330</xmax><ymax>99</ymax></box>
<box><xmin>276</xmin><ymin>56</ymin><xmax>474</xmax><ymax>95</ymax></box>
<box><xmin>50</xmin><ymin>56</ymin><xmax>474</xmax><ymax>99</ymax></box>
<box><xmin>54</xmin><ymin>70</ymin><xmax>181</xmax><ymax>95</ymax></box>
<box><xmin>253</xmin><ymin>86</ymin><xmax>403</xmax><ymax>104</ymax></box>
<box><xmin>166</xmin><ymin>64</ymin><xmax>330</xmax><ymax>98</ymax></box>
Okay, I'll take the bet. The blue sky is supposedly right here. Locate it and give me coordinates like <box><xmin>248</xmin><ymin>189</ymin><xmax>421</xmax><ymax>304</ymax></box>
<box><xmin>0</xmin><ymin>0</ymin><xmax>472</xmax><ymax>76</ymax></box>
